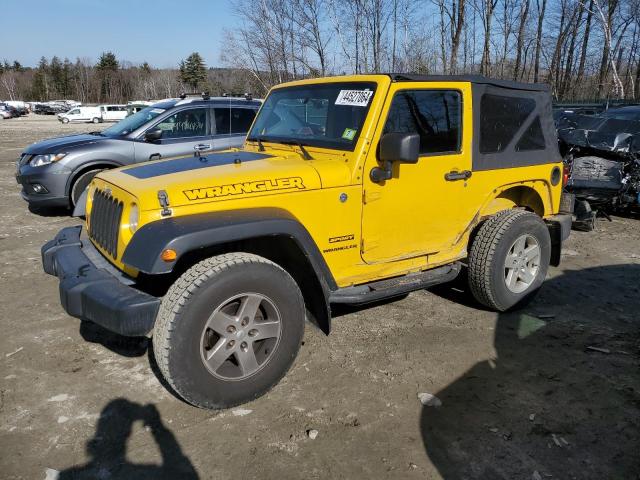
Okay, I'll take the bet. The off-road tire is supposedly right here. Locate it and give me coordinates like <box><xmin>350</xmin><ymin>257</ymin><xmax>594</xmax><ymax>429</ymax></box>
<box><xmin>468</xmin><ymin>209</ymin><xmax>551</xmax><ymax>311</ymax></box>
<box><xmin>70</xmin><ymin>169</ymin><xmax>104</xmax><ymax>206</ymax></box>
<box><xmin>153</xmin><ymin>253</ymin><xmax>305</xmax><ymax>409</ymax></box>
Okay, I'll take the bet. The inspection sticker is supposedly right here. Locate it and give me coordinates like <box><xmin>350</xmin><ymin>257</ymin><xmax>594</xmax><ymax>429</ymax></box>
<box><xmin>335</xmin><ymin>89</ymin><xmax>373</xmax><ymax>107</ymax></box>
<box><xmin>342</xmin><ymin>128</ymin><xmax>357</xmax><ymax>140</ymax></box>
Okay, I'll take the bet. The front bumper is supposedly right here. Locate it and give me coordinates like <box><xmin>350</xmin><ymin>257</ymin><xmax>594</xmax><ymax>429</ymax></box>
<box><xmin>16</xmin><ymin>162</ymin><xmax>71</xmax><ymax>207</ymax></box>
<box><xmin>42</xmin><ymin>226</ymin><xmax>160</xmax><ymax>336</ymax></box>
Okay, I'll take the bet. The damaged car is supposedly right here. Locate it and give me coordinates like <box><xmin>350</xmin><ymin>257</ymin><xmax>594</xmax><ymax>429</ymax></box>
<box><xmin>557</xmin><ymin>105</ymin><xmax>640</xmax><ymax>230</ymax></box>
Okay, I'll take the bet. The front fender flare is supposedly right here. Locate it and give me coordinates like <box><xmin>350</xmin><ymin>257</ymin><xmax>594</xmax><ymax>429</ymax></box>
<box><xmin>122</xmin><ymin>208</ymin><xmax>337</xmax><ymax>289</ymax></box>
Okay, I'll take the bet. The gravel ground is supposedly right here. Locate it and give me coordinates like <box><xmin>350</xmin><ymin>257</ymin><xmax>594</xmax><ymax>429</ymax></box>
<box><xmin>0</xmin><ymin>115</ymin><xmax>638</xmax><ymax>480</ymax></box>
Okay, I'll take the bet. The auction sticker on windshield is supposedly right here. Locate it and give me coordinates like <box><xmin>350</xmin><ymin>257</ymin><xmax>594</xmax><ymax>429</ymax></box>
<box><xmin>335</xmin><ymin>90</ymin><xmax>373</xmax><ymax>107</ymax></box>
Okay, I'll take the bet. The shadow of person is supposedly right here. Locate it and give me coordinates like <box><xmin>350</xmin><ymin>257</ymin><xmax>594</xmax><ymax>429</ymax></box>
<box><xmin>421</xmin><ymin>264</ymin><xmax>640</xmax><ymax>479</ymax></box>
<box><xmin>58</xmin><ymin>399</ymin><xmax>199</xmax><ymax>480</ymax></box>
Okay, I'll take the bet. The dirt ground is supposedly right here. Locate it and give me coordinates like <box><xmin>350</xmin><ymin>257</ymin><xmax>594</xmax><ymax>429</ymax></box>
<box><xmin>0</xmin><ymin>115</ymin><xmax>638</xmax><ymax>480</ymax></box>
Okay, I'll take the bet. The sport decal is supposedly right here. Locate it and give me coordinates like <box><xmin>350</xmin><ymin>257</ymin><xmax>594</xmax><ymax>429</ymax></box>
<box><xmin>183</xmin><ymin>177</ymin><xmax>305</xmax><ymax>200</ymax></box>
<box><xmin>335</xmin><ymin>89</ymin><xmax>374</xmax><ymax>107</ymax></box>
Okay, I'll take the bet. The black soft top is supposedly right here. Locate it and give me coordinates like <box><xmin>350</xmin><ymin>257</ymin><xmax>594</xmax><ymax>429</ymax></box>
<box><xmin>389</xmin><ymin>74</ymin><xmax>550</xmax><ymax>92</ymax></box>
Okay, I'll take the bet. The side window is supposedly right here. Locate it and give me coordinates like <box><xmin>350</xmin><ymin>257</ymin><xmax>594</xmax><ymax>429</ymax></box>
<box><xmin>383</xmin><ymin>90</ymin><xmax>461</xmax><ymax>155</ymax></box>
<box><xmin>230</xmin><ymin>108</ymin><xmax>257</xmax><ymax>134</ymax></box>
<box><xmin>213</xmin><ymin>108</ymin><xmax>231</xmax><ymax>135</ymax></box>
<box><xmin>480</xmin><ymin>94</ymin><xmax>536</xmax><ymax>153</ymax></box>
<box><xmin>70</xmin><ymin>109</ymin><xmax>79</xmax><ymax>114</ymax></box>
<box><xmin>155</xmin><ymin>108</ymin><xmax>207</xmax><ymax>139</ymax></box>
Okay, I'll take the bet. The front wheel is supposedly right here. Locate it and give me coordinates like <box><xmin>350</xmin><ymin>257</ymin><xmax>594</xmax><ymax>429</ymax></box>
<box><xmin>468</xmin><ymin>210</ymin><xmax>551</xmax><ymax>311</ymax></box>
<box><xmin>61</xmin><ymin>117</ymin><xmax>69</xmax><ymax>124</ymax></box>
<box><xmin>153</xmin><ymin>253</ymin><xmax>305</xmax><ymax>409</ymax></box>
<box><xmin>70</xmin><ymin>169</ymin><xmax>104</xmax><ymax>206</ymax></box>
<box><xmin>92</xmin><ymin>117</ymin><xmax>100</xmax><ymax>124</ymax></box>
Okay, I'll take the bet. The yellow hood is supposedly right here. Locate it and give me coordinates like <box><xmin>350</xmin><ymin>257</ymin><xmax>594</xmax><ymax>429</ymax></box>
<box><xmin>98</xmin><ymin>151</ymin><xmax>324</xmax><ymax>211</ymax></box>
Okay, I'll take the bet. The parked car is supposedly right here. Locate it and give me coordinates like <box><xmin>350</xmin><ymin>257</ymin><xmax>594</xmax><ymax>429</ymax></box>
<box><xmin>4</xmin><ymin>100</ymin><xmax>28</xmax><ymax>116</ymax></box>
<box><xmin>16</xmin><ymin>94</ymin><xmax>261</xmax><ymax>208</ymax></box>
<box><xmin>99</xmin><ymin>104</ymin><xmax>127</xmax><ymax>122</ymax></box>
<box><xmin>58</xmin><ymin>106</ymin><xmax>103</xmax><ymax>124</ymax></box>
<box><xmin>126</xmin><ymin>102</ymin><xmax>153</xmax><ymax>117</ymax></box>
<box><xmin>0</xmin><ymin>103</ymin><xmax>19</xmax><ymax>118</ymax></box>
<box><xmin>0</xmin><ymin>106</ymin><xmax>13</xmax><ymax>119</ymax></box>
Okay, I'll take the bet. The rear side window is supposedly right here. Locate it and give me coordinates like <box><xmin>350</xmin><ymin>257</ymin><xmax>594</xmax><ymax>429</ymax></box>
<box><xmin>214</xmin><ymin>108</ymin><xmax>230</xmax><ymax>135</ymax></box>
<box><xmin>155</xmin><ymin>108</ymin><xmax>207</xmax><ymax>138</ymax></box>
<box><xmin>515</xmin><ymin>116</ymin><xmax>545</xmax><ymax>151</ymax></box>
<box><xmin>231</xmin><ymin>108</ymin><xmax>257</xmax><ymax>134</ymax></box>
<box><xmin>383</xmin><ymin>90</ymin><xmax>461</xmax><ymax>155</ymax></box>
<box><xmin>480</xmin><ymin>94</ymin><xmax>535</xmax><ymax>153</ymax></box>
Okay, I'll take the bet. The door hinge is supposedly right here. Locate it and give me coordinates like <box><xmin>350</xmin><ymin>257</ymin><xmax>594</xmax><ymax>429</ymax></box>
<box><xmin>158</xmin><ymin>190</ymin><xmax>172</xmax><ymax>217</ymax></box>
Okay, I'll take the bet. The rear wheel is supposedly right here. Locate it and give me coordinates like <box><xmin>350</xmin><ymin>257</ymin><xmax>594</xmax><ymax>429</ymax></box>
<box><xmin>468</xmin><ymin>210</ymin><xmax>551</xmax><ymax>311</ymax></box>
<box><xmin>92</xmin><ymin>117</ymin><xmax>100</xmax><ymax>124</ymax></box>
<box><xmin>153</xmin><ymin>253</ymin><xmax>305</xmax><ymax>409</ymax></box>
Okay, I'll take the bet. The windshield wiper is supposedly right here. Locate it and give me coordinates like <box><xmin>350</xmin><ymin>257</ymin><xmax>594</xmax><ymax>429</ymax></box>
<box><xmin>279</xmin><ymin>140</ymin><xmax>313</xmax><ymax>160</ymax></box>
<box><xmin>247</xmin><ymin>136</ymin><xmax>266</xmax><ymax>151</ymax></box>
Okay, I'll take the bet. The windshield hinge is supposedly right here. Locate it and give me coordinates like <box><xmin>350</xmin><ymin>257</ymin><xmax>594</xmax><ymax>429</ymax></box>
<box><xmin>158</xmin><ymin>190</ymin><xmax>172</xmax><ymax>217</ymax></box>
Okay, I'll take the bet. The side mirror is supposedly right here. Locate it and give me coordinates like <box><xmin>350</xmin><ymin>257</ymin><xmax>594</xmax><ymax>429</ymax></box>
<box><xmin>371</xmin><ymin>132</ymin><xmax>420</xmax><ymax>182</ymax></box>
<box><xmin>144</xmin><ymin>128</ymin><xmax>163</xmax><ymax>142</ymax></box>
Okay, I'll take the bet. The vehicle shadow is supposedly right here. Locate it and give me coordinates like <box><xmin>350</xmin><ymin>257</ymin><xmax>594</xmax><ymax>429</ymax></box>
<box><xmin>27</xmin><ymin>204</ymin><xmax>70</xmax><ymax>217</ymax></box>
<box><xmin>57</xmin><ymin>398</ymin><xmax>199</xmax><ymax>480</ymax></box>
<box><xmin>420</xmin><ymin>264</ymin><xmax>640</xmax><ymax>479</ymax></box>
<box><xmin>79</xmin><ymin>321</ymin><xmax>149</xmax><ymax>357</ymax></box>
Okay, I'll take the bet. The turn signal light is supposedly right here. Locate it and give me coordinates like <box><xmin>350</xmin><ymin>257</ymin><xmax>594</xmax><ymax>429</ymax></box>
<box><xmin>161</xmin><ymin>249</ymin><xmax>177</xmax><ymax>262</ymax></box>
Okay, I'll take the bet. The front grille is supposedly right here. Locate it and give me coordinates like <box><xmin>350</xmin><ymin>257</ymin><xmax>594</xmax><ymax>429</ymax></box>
<box><xmin>88</xmin><ymin>189</ymin><xmax>123</xmax><ymax>258</ymax></box>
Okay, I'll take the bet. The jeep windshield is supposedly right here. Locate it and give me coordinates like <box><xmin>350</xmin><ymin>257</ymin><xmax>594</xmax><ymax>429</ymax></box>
<box><xmin>101</xmin><ymin>106</ymin><xmax>166</xmax><ymax>137</ymax></box>
<box><xmin>247</xmin><ymin>82</ymin><xmax>377</xmax><ymax>151</ymax></box>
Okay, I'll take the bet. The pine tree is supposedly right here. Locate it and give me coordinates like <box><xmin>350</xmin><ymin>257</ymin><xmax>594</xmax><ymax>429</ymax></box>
<box><xmin>50</xmin><ymin>56</ymin><xmax>63</xmax><ymax>96</ymax></box>
<box><xmin>96</xmin><ymin>52</ymin><xmax>119</xmax><ymax>101</ymax></box>
<box><xmin>31</xmin><ymin>57</ymin><xmax>50</xmax><ymax>100</ymax></box>
<box><xmin>179</xmin><ymin>52</ymin><xmax>207</xmax><ymax>91</ymax></box>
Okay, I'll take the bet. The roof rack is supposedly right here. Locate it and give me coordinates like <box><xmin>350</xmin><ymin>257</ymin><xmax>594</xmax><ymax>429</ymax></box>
<box><xmin>222</xmin><ymin>92</ymin><xmax>253</xmax><ymax>101</ymax></box>
<box><xmin>178</xmin><ymin>92</ymin><xmax>210</xmax><ymax>100</ymax></box>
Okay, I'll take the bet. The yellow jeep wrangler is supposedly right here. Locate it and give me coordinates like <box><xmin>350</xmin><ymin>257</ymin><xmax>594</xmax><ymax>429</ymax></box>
<box><xmin>42</xmin><ymin>74</ymin><xmax>571</xmax><ymax>408</ymax></box>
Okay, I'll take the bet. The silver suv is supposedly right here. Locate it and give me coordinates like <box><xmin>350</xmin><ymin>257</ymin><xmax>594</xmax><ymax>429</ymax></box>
<box><xmin>16</xmin><ymin>94</ymin><xmax>261</xmax><ymax>209</ymax></box>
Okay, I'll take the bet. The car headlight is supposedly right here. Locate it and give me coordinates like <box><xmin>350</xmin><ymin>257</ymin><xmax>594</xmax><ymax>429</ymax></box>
<box><xmin>30</xmin><ymin>153</ymin><xmax>67</xmax><ymax>167</ymax></box>
<box><xmin>129</xmin><ymin>203</ymin><xmax>139</xmax><ymax>233</ymax></box>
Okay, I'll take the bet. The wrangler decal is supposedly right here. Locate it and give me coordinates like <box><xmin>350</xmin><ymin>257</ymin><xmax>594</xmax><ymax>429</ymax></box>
<box><xmin>183</xmin><ymin>177</ymin><xmax>306</xmax><ymax>201</ymax></box>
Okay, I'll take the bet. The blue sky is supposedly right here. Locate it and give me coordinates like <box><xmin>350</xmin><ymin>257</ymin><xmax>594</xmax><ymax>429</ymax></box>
<box><xmin>0</xmin><ymin>0</ymin><xmax>239</xmax><ymax>68</ymax></box>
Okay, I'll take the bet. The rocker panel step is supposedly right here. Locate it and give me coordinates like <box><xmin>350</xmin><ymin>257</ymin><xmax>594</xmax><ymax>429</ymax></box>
<box><xmin>329</xmin><ymin>263</ymin><xmax>461</xmax><ymax>305</ymax></box>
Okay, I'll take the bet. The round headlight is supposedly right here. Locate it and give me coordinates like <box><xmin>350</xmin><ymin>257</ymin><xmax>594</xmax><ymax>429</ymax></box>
<box><xmin>129</xmin><ymin>203</ymin><xmax>139</xmax><ymax>233</ymax></box>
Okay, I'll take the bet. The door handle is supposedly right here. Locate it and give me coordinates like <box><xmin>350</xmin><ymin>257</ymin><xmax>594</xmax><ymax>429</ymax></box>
<box><xmin>194</xmin><ymin>144</ymin><xmax>212</xmax><ymax>151</ymax></box>
<box><xmin>445</xmin><ymin>170</ymin><xmax>472</xmax><ymax>181</ymax></box>
<box><xmin>149</xmin><ymin>153</ymin><xmax>161</xmax><ymax>160</ymax></box>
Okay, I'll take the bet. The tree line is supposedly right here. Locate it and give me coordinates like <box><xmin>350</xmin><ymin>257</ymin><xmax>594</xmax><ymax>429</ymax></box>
<box><xmin>2</xmin><ymin>0</ymin><xmax>639</xmax><ymax>102</ymax></box>
<box><xmin>0</xmin><ymin>52</ymin><xmax>256</xmax><ymax>103</ymax></box>
<box><xmin>222</xmin><ymin>0</ymin><xmax>640</xmax><ymax>100</ymax></box>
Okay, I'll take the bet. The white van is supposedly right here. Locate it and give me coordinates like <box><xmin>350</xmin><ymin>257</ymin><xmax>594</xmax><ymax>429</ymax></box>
<box><xmin>99</xmin><ymin>105</ymin><xmax>127</xmax><ymax>122</ymax></box>
<box><xmin>58</xmin><ymin>107</ymin><xmax>102</xmax><ymax>124</ymax></box>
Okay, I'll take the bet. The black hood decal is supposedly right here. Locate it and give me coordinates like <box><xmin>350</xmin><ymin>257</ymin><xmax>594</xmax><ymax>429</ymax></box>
<box><xmin>123</xmin><ymin>151</ymin><xmax>273</xmax><ymax>179</ymax></box>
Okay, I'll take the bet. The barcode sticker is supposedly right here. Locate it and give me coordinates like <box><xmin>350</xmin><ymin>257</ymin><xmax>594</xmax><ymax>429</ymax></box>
<box><xmin>335</xmin><ymin>90</ymin><xmax>373</xmax><ymax>107</ymax></box>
